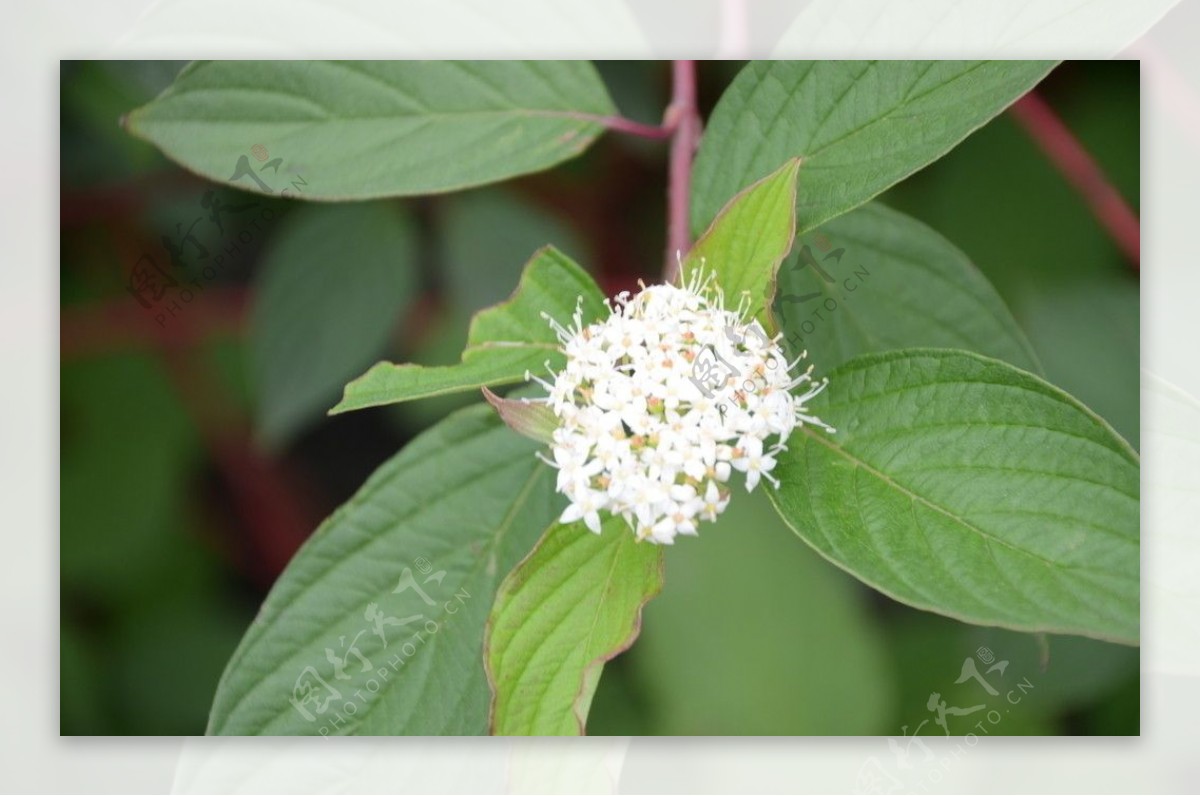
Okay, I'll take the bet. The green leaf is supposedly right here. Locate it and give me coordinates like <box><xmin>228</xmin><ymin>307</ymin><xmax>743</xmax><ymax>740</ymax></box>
<box><xmin>125</xmin><ymin>60</ymin><xmax>616</xmax><ymax>200</ymax></box>
<box><xmin>1013</xmin><ymin>276</ymin><xmax>1138</xmax><ymax>447</ymax></box>
<box><xmin>769</xmin><ymin>349</ymin><xmax>1139</xmax><ymax>645</ymax></box>
<box><xmin>691</xmin><ymin>60</ymin><xmax>1057</xmax><ymax>234</ymax></box>
<box><xmin>682</xmin><ymin>157</ymin><xmax>800</xmax><ymax>332</ymax></box>
<box><xmin>250</xmin><ymin>202</ymin><xmax>416</xmax><ymax>446</ymax></box>
<box><xmin>207</xmin><ymin>402</ymin><xmax>558</xmax><ymax>735</ymax></box>
<box><xmin>331</xmin><ymin>246</ymin><xmax>606</xmax><ymax>414</ymax></box>
<box><xmin>486</xmin><ymin>517</ymin><xmax>664</xmax><ymax>735</ymax></box>
<box><xmin>777</xmin><ymin>202</ymin><xmax>1040</xmax><ymax>374</ymax></box>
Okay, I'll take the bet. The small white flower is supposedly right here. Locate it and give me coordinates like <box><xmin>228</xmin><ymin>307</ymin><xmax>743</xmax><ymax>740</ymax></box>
<box><xmin>560</xmin><ymin>487</ymin><xmax>605</xmax><ymax>534</ymax></box>
<box><xmin>534</xmin><ymin>267</ymin><xmax>832</xmax><ymax>544</ymax></box>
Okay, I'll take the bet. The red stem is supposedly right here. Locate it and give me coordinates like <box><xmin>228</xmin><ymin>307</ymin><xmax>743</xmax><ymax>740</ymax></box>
<box><xmin>60</xmin><ymin>287</ymin><xmax>248</xmax><ymax>359</ymax></box>
<box><xmin>601</xmin><ymin>115</ymin><xmax>674</xmax><ymax>140</ymax></box>
<box><xmin>1010</xmin><ymin>91</ymin><xmax>1140</xmax><ymax>271</ymax></box>
<box><xmin>664</xmin><ymin>60</ymin><xmax>701</xmax><ymax>283</ymax></box>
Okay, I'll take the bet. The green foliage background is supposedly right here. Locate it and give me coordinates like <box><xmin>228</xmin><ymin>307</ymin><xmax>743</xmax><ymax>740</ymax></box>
<box><xmin>59</xmin><ymin>61</ymin><xmax>1138</xmax><ymax>735</ymax></box>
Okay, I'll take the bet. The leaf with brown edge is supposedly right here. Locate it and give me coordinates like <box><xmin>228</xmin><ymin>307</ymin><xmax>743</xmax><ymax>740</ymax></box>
<box><xmin>482</xmin><ymin>386</ymin><xmax>558</xmax><ymax>445</ymax></box>
<box><xmin>485</xmin><ymin>516</ymin><xmax>664</xmax><ymax>735</ymax></box>
<box><xmin>681</xmin><ymin>157</ymin><xmax>801</xmax><ymax>333</ymax></box>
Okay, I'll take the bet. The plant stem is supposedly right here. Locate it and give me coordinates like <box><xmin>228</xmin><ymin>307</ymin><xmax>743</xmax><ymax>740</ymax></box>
<box><xmin>601</xmin><ymin>115</ymin><xmax>674</xmax><ymax>140</ymax></box>
<box><xmin>1010</xmin><ymin>91</ymin><xmax>1140</xmax><ymax>272</ymax></box>
<box><xmin>664</xmin><ymin>60</ymin><xmax>701</xmax><ymax>283</ymax></box>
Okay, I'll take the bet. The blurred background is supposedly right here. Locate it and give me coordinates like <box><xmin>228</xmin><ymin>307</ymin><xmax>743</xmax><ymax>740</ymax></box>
<box><xmin>60</xmin><ymin>60</ymin><xmax>1139</xmax><ymax>736</ymax></box>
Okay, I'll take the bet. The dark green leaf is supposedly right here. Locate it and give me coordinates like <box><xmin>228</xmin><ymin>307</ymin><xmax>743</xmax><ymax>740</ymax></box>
<box><xmin>769</xmin><ymin>349</ymin><xmax>1139</xmax><ymax>645</ymax></box>
<box><xmin>207</xmin><ymin>402</ymin><xmax>558</xmax><ymax>735</ymax></box>
<box><xmin>250</xmin><ymin>202</ymin><xmax>416</xmax><ymax>446</ymax></box>
<box><xmin>692</xmin><ymin>60</ymin><xmax>1056</xmax><ymax>234</ymax></box>
<box><xmin>125</xmin><ymin>61</ymin><xmax>615</xmax><ymax>200</ymax></box>
<box><xmin>777</xmin><ymin>202</ymin><xmax>1040</xmax><ymax>374</ymax></box>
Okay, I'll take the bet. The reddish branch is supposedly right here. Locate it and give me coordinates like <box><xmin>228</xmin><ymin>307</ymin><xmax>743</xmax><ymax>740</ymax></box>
<box><xmin>60</xmin><ymin>286</ymin><xmax>248</xmax><ymax>358</ymax></box>
<box><xmin>1010</xmin><ymin>91</ymin><xmax>1140</xmax><ymax>271</ymax></box>
<box><xmin>153</xmin><ymin>345</ymin><xmax>321</xmax><ymax>585</ymax></box>
<box><xmin>601</xmin><ymin>115</ymin><xmax>674</xmax><ymax>140</ymax></box>
<box><xmin>596</xmin><ymin>61</ymin><xmax>701</xmax><ymax>282</ymax></box>
<box><xmin>664</xmin><ymin>60</ymin><xmax>701</xmax><ymax>282</ymax></box>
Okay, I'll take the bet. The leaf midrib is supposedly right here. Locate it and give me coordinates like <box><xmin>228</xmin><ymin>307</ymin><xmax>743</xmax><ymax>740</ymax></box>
<box><xmin>138</xmin><ymin>92</ymin><xmax>612</xmax><ymax>127</ymax></box>
<box><xmin>800</xmin><ymin>425</ymin><xmax>1129</xmax><ymax>577</ymax></box>
<box><xmin>337</xmin><ymin>461</ymin><xmax>550</xmax><ymax>736</ymax></box>
<box><xmin>566</xmin><ymin>533</ymin><xmax>629</xmax><ymax>733</ymax></box>
<box><xmin>211</xmin><ymin>439</ymin><xmax>547</xmax><ymax>734</ymax></box>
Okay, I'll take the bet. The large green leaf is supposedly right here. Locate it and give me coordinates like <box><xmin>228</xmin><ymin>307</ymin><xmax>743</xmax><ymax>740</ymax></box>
<box><xmin>331</xmin><ymin>246</ymin><xmax>605</xmax><ymax>414</ymax></box>
<box><xmin>486</xmin><ymin>517</ymin><xmax>663</xmax><ymax>735</ymax></box>
<box><xmin>207</xmin><ymin>402</ymin><xmax>558</xmax><ymax>735</ymax></box>
<box><xmin>681</xmin><ymin>157</ymin><xmax>800</xmax><ymax>332</ymax></box>
<box><xmin>250</xmin><ymin>202</ymin><xmax>416</xmax><ymax>446</ymax></box>
<box><xmin>880</xmin><ymin>87</ymin><xmax>1141</xmax><ymax>446</ymax></box>
<box><xmin>125</xmin><ymin>61</ymin><xmax>615</xmax><ymax>200</ymax></box>
<box><xmin>691</xmin><ymin>61</ymin><xmax>1056</xmax><ymax>234</ymax></box>
<box><xmin>769</xmin><ymin>349</ymin><xmax>1139</xmax><ymax>645</ymax></box>
<box><xmin>776</xmin><ymin>202</ymin><xmax>1040</xmax><ymax>374</ymax></box>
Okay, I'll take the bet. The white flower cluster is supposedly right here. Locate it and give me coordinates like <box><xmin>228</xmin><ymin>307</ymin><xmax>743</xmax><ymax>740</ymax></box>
<box><xmin>529</xmin><ymin>270</ymin><xmax>832</xmax><ymax>544</ymax></box>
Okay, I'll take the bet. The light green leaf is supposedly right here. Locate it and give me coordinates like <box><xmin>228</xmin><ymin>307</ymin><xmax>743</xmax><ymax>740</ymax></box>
<box><xmin>125</xmin><ymin>61</ymin><xmax>616</xmax><ymax>200</ymax></box>
<box><xmin>486</xmin><ymin>517</ymin><xmax>664</xmax><ymax>736</ymax></box>
<box><xmin>691</xmin><ymin>60</ymin><xmax>1056</xmax><ymax>234</ymax></box>
<box><xmin>207</xmin><ymin>402</ymin><xmax>558</xmax><ymax>735</ymax></box>
<box><xmin>769</xmin><ymin>349</ymin><xmax>1139</xmax><ymax>645</ymax></box>
<box><xmin>682</xmin><ymin>157</ymin><xmax>800</xmax><ymax>332</ymax></box>
<box><xmin>777</xmin><ymin>202</ymin><xmax>1040</xmax><ymax>374</ymax></box>
<box><xmin>331</xmin><ymin>246</ymin><xmax>605</xmax><ymax>414</ymax></box>
<box><xmin>250</xmin><ymin>202</ymin><xmax>416</xmax><ymax>446</ymax></box>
